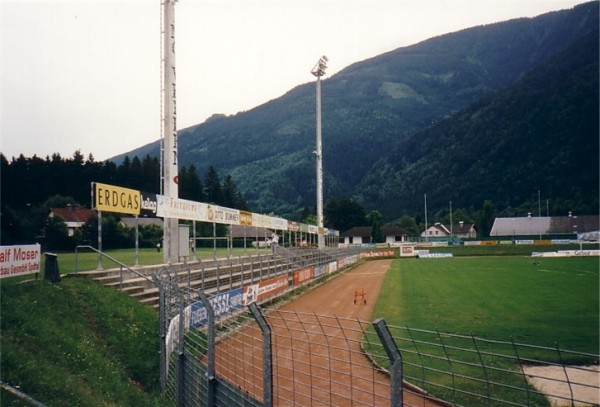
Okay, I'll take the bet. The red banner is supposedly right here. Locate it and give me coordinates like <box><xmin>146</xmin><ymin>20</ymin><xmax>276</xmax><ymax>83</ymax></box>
<box><xmin>293</xmin><ymin>266</ymin><xmax>314</xmax><ymax>286</ymax></box>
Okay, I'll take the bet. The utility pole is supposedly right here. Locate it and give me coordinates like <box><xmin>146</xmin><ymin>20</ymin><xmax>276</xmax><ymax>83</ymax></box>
<box><xmin>424</xmin><ymin>194</ymin><xmax>428</xmax><ymax>242</ymax></box>
<box><xmin>449</xmin><ymin>200</ymin><xmax>453</xmax><ymax>240</ymax></box>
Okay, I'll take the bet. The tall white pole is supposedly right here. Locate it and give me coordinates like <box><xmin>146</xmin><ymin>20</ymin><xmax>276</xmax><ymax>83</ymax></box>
<box><xmin>161</xmin><ymin>0</ymin><xmax>179</xmax><ymax>263</ymax></box>
<box><xmin>312</xmin><ymin>56</ymin><xmax>327</xmax><ymax>249</ymax></box>
<box><xmin>315</xmin><ymin>75</ymin><xmax>324</xmax><ymax>249</ymax></box>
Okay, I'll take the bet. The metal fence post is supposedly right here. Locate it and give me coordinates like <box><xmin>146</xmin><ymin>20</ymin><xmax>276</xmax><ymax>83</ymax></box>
<box><xmin>154</xmin><ymin>275</ymin><xmax>167</xmax><ymax>392</ymax></box>
<box><xmin>198</xmin><ymin>292</ymin><xmax>216</xmax><ymax>407</ymax></box>
<box><xmin>176</xmin><ymin>287</ymin><xmax>185</xmax><ymax>407</ymax></box>
<box><xmin>248</xmin><ymin>302</ymin><xmax>273</xmax><ymax>407</ymax></box>
<box><xmin>373</xmin><ymin>318</ymin><xmax>403</xmax><ymax>407</ymax></box>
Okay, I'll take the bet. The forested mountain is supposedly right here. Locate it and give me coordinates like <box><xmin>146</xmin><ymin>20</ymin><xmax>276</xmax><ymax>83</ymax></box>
<box><xmin>116</xmin><ymin>2</ymin><xmax>599</xmax><ymax>222</ymax></box>
<box><xmin>360</xmin><ymin>29</ymin><xmax>599</xmax><ymax>218</ymax></box>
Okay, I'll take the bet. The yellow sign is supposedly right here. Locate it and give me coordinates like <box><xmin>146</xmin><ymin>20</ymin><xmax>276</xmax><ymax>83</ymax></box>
<box><xmin>239</xmin><ymin>211</ymin><xmax>252</xmax><ymax>226</ymax></box>
<box><xmin>94</xmin><ymin>182</ymin><xmax>140</xmax><ymax>215</ymax></box>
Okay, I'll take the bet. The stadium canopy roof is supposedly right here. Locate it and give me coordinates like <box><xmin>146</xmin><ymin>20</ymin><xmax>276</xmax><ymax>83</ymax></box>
<box><xmin>490</xmin><ymin>215</ymin><xmax>599</xmax><ymax>237</ymax></box>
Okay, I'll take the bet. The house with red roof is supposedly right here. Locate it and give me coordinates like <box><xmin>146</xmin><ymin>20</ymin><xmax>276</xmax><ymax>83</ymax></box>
<box><xmin>49</xmin><ymin>207</ymin><xmax>96</xmax><ymax>236</ymax></box>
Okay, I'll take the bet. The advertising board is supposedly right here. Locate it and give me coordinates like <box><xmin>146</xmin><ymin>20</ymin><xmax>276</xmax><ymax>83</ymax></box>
<box><xmin>243</xmin><ymin>275</ymin><xmax>289</xmax><ymax>305</ymax></box>
<box><xmin>157</xmin><ymin>195</ymin><xmax>207</xmax><ymax>221</ymax></box>
<box><xmin>188</xmin><ymin>288</ymin><xmax>243</xmax><ymax>329</ymax></box>
<box><xmin>94</xmin><ymin>182</ymin><xmax>140</xmax><ymax>215</ymax></box>
<box><xmin>293</xmin><ymin>266</ymin><xmax>314</xmax><ymax>286</ymax></box>
<box><xmin>207</xmin><ymin>205</ymin><xmax>240</xmax><ymax>225</ymax></box>
<box><xmin>0</xmin><ymin>244</ymin><xmax>41</xmax><ymax>279</ymax></box>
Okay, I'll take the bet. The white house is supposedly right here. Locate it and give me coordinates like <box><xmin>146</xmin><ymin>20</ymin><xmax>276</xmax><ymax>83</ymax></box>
<box><xmin>341</xmin><ymin>226</ymin><xmax>410</xmax><ymax>246</ymax></box>
<box><xmin>49</xmin><ymin>207</ymin><xmax>96</xmax><ymax>237</ymax></box>
<box><xmin>420</xmin><ymin>222</ymin><xmax>477</xmax><ymax>239</ymax></box>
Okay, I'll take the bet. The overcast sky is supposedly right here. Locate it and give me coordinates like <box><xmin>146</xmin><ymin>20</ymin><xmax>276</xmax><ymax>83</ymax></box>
<box><xmin>1</xmin><ymin>0</ymin><xmax>585</xmax><ymax>161</ymax></box>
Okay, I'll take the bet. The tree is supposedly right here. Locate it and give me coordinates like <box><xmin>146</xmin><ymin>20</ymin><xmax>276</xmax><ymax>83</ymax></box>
<box><xmin>438</xmin><ymin>207</ymin><xmax>473</xmax><ymax>225</ymax></box>
<box><xmin>79</xmin><ymin>217</ymin><xmax>98</xmax><ymax>247</ymax></box>
<box><xmin>117</xmin><ymin>156</ymin><xmax>132</xmax><ymax>187</ymax></box>
<box><xmin>222</xmin><ymin>175</ymin><xmax>247</xmax><ymax>209</ymax></box>
<box><xmin>43</xmin><ymin>215</ymin><xmax>73</xmax><ymax>251</ymax></box>
<box><xmin>397</xmin><ymin>214</ymin><xmax>420</xmax><ymax>235</ymax></box>
<box><xmin>324</xmin><ymin>197</ymin><xmax>366</xmax><ymax>232</ymax></box>
<box><xmin>204</xmin><ymin>166</ymin><xmax>223</xmax><ymax>204</ymax></box>
<box><xmin>221</xmin><ymin>175</ymin><xmax>237</xmax><ymax>207</ymax></box>
<box><xmin>139</xmin><ymin>223</ymin><xmax>163</xmax><ymax>248</ymax></box>
<box><xmin>477</xmin><ymin>200</ymin><xmax>495</xmax><ymax>238</ymax></box>
<box><xmin>140</xmin><ymin>154</ymin><xmax>160</xmax><ymax>193</ymax></box>
<box><xmin>300</xmin><ymin>207</ymin><xmax>313</xmax><ymax>224</ymax></box>
<box><xmin>185</xmin><ymin>165</ymin><xmax>205</xmax><ymax>202</ymax></box>
<box><xmin>100</xmin><ymin>215</ymin><xmax>134</xmax><ymax>249</ymax></box>
<box><xmin>366</xmin><ymin>210</ymin><xmax>384</xmax><ymax>243</ymax></box>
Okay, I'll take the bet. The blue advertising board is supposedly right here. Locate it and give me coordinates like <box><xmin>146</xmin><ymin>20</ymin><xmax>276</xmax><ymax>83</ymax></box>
<box><xmin>189</xmin><ymin>288</ymin><xmax>243</xmax><ymax>329</ymax></box>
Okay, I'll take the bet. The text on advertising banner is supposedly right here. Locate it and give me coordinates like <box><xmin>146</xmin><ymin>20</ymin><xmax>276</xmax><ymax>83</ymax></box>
<box><xmin>207</xmin><ymin>205</ymin><xmax>240</xmax><ymax>225</ymax></box>
<box><xmin>94</xmin><ymin>182</ymin><xmax>141</xmax><ymax>215</ymax></box>
<box><xmin>0</xmin><ymin>244</ymin><xmax>41</xmax><ymax>279</ymax></box>
<box><xmin>188</xmin><ymin>288</ymin><xmax>243</xmax><ymax>329</ymax></box>
<box><xmin>157</xmin><ymin>195</ymin><xmax>207</xmax><ymax>221</ymax></box>
<box><xmin>239</xmin><ymin>210</ymin><xmax>252</xmax><ymax>226</ymax></box>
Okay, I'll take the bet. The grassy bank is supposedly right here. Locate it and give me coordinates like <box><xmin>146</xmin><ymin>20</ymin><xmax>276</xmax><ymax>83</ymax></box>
<box><xmin>0</xmin><ymin>276</ymin><xmax>168</xmax><ymax>406</ymax></box>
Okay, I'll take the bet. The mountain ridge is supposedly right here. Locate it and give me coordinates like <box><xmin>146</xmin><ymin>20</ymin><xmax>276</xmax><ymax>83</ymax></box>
<box><xmin>359</xmin><ymin>28</ymin><xmax>599</xmax><ymax>218</ymax></box>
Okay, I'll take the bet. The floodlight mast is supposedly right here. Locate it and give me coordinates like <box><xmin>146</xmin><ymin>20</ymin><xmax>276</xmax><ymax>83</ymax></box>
<box><xmin>161</xmin><ymin>0</ymin><xmax>179</xmax><ymax>263</ymax></box>
<box><xmin>311</xmin><ymin>56</ymin><xmax>328</xmax><ymax>249</ymax></box>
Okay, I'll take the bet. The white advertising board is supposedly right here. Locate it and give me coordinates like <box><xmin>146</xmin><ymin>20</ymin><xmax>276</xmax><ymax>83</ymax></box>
<box><xmin>207</xmin><ymin>205</ymin><xmax>240</xmax><ymax>225</ymax></box>
<box><xmin>157</xmin><ymin>195</ymin><xmax>208</xmax><ymax>221</ymax></box>
<box><xmin>0</xmin><ymin>244</ymin><xmax>41</xmax><ymax>279</ymax></box>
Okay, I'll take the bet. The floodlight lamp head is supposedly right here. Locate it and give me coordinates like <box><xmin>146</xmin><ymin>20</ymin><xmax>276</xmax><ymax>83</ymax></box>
<box><xmin>311</xmin><ymin>55</ymin><xmax>328</xmax><ymax>77</ymax></box>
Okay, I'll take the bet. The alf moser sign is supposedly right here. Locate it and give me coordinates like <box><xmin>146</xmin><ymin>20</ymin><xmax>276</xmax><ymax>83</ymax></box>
<box><xmin>0</xmin><ymin>244</ymin><xmax>41</xmax><ymax>279</ymax></box>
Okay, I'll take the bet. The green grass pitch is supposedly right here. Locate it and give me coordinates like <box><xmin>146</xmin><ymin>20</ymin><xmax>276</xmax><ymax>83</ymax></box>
<box><xmin>369</xmin><ymin>255</ymin><xmax>598</xmax><ymax>405</ymax></box>
<box><xmin>374</xmin><ymin>256</ymin><xmax>599</xmax><ymax>353</ymax></box>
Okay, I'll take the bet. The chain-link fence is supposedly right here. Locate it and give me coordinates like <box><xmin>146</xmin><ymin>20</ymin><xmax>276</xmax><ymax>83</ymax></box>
<box><xmin>155</xmin><ymin>253</ymin><xmax>599</xmax><ymax>407</ymax></box>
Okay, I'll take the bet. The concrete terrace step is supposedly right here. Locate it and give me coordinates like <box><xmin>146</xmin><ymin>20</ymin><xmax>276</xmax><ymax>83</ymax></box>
<box><xmin>119</xmin><ymin>285</ymin><xmax>146</xmax><ymax>296</ymax></box>
<box><xmin>139</xmin><ymin>297</ymin><xmax>159</xmax><ymax>308</ymax></box>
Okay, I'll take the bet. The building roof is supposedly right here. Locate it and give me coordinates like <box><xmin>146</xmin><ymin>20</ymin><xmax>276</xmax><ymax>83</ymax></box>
<box><xmin>50</xmin><ymin>207</ymin><xmax>96</xmax><ymax>224</ymax></box>
<box><xmin>341</xmin><ymin>226</ymin><xmax>409</xmax><ymax>238</ymax></box>
<box><xmin>426</xmin><ymin>223</ymin><xmax>451</xmax><ymax>235</ymax></box>
<box><xmin>424</xmin><ymin>222</ymin><xmax>475</xmax><ymax>235</ymax></box>
<box><xmin>549</xmin><ymin>215</ymin><xmax>599</xmax><ymax>234</ymax></box>
<box><xmin>229</xmin><ymin>225</ymin><xmax>273</xmax><ymax>239</ymax></box>
<box><xmin>449</xmin><ymin>222</ymin><xmax>476</xmax><ymax>233</ymax></box>
<box><xmin>340</xmin><ymin>227</ymin><xmax>372</xmax><ymax>238</ymax></box>
<box><xmin>381</xmin><ymin>226</ymin><xmax>410</xmax><ymax>235</ymax></box>
<box><xmin>490</xmin><ymin>215</ymin><xmax>599</xmax><ymax>236</ymax></box>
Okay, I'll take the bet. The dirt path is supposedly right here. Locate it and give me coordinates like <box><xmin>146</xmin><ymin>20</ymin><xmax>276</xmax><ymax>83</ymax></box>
<box><xmin>523</xmin><ymin>365</ymin><xmax>600</xmax><ymax>406</ymax></box>
<box><xmin>278</xmin><ymin>259</ymin><xmax>391</xmax><ymax>318</ymax></box>
<box><xmin>213</xmin><ymin>260</ymin><xmax>444</xmax><ymax>406</ymax></box>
